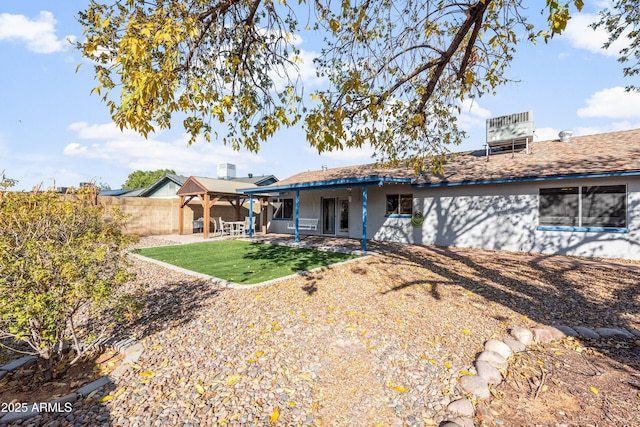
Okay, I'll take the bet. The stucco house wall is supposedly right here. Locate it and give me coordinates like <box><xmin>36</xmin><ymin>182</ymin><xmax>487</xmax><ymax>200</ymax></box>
<box><xmin>369</xmin><ymin>176</ymin><xmax>640</xmax><ymax>260</ymax></box>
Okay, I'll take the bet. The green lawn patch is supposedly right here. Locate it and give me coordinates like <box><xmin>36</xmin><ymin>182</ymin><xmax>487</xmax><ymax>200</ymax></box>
<box><xmin>134</xmin><ymin>240</ymin><xmax>360</xmax><ymax>284</ymax></box>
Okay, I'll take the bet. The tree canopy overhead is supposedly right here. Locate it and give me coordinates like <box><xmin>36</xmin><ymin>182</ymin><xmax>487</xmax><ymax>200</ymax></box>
<box><xmin>76</xmin><ymin>0</ymin><xmax>637</xmax><ymax>171</ymax></box>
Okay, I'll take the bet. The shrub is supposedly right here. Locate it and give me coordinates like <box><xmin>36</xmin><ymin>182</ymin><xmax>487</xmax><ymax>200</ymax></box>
<box><xmin>0</xmin><ymin>186</ymin><xmax>138</xmax><ymax>380</ymax></box>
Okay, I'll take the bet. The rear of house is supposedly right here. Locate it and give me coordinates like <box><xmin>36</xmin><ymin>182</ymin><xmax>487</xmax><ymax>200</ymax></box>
<box><xmin>241</xmin><ymin>128</ymin><xmax>640</xmax><ymax>260</ymax></box>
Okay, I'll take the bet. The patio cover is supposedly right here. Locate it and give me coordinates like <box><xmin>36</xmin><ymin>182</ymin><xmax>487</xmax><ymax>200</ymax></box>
<box><xmin>237</xmin><ymin>165</ymin><xmax>414</xmax><ymax>251</ymax></box>
<box><xmin>177</xmin><ymin>176</ymin><xmax>261</xmax><ymax>239</ymax></box>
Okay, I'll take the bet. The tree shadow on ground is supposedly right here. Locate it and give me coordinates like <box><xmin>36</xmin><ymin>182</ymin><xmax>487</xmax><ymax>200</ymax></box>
<box><xmin>381</xmin><ymin>245</ymin><xmax>639</xmax><ymax>370</ymax></box>
<box><xmin>242</xmin><ymin>241</ymin><xmax>357</xmax><ymax>277</ymax></box>
<box><xmin>110</xmin><ymin>278</ymin><xmax>225</xmax><ymax>341</ymax></box>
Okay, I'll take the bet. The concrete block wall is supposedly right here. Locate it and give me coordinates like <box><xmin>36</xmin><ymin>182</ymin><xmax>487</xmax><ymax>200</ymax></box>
<box><xmin>98</xmin><ymin>196</ymin><xmax>255</xmax><ymax>236</ymax></box>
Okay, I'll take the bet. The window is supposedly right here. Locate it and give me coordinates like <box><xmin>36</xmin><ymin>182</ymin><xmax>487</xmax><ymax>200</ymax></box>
<box><xmin>539</xmin><ymin>185</ymin><xmax>626</xmax><ymax>229</ymax></box>
<box><xmin>539</xmin><ymin>187</ymin><xmax>579</xmax><ymax>226</ymax></box>
<box><xmin>386</xmin><ymin>194</ymin><xmax>413</xmax><ymax>215</ymax></box>
<box><xmin>273</xmin><ymin>198</ymin><xmax>293</xmax><ymax>220</ymax></box>
<box><xmin>582</xmin><ymin>185</ymin><xmax>626</xmax><ymax>227</ymax></box>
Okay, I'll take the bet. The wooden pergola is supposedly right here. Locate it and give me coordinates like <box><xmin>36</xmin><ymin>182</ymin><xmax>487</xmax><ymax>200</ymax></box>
<box><xmin>176</xmin><ymin>176</ymin><xmax>262</xmax><ymax>239</ymax></box>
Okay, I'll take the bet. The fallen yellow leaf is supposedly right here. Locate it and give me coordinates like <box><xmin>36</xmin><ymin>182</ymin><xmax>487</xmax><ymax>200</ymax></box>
<box><xmin>195</xmin><ymin>384</ymin><xmax>205</xmax><ymax>394</ymax></box>
<box><xmin>270</xmin><ymin>406</ymin><xmax>279</xmax><ymax>423</ymax></box>
<box><xmin>227</xmin><ymin>375</ymin><xmax>242</xmax><ymax>385</ymax></box>
<box><xmin>139</xmin><ymin>371</ymin><xmax>155</xmax><ymax>378</ymax></box>
<box><xmin>393</xmin><ymin>385</ymin><xmax>408</xmax><ymax>393</ymax></box>
<box><xmin>444</xmin><ymin>361</ymin><xmax>452</xmax><ymax>369</ymax></box>
<box><xmin>461</xmin><ymin>329</ymin><xmax>470</xmax><ymax>335</ymax></box>
<box><xmin>590</xmin><ymin>386</ymin><xmax>599</xmax><ymax>395</ymax></box>
<box><xmin>100</xmin><ymin>395</ymin><xmax>114</xmax><ymax>402</ymax></box>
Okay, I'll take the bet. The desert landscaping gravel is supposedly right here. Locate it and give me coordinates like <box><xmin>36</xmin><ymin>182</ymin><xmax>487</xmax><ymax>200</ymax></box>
<box><xmin>5</xmin><ymin>236</ymin><xmax>639</xmax><ymax>426</ymax></box>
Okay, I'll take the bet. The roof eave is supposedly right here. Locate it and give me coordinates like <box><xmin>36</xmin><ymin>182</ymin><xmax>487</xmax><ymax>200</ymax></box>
<box><xmin>237</xmin><ymin>176</ymin><xmax>413</xmax><ymax>194</ymax></box>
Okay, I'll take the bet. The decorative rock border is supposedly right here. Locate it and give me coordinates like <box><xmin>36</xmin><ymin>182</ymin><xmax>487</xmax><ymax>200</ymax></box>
<box><xmin>0</xmin><ymin>337</ymin><xmax>143</xmax><ymax>426</ymax></box>
<box><xmin>440</xmin><ymin>325</ymin><xmax>640</xmax><ymax>427</ymax></box>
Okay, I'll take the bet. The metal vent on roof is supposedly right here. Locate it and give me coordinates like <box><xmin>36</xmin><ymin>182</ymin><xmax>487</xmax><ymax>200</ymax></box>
<box><xmin>559</xmin><ymin>130</ymin><xmax>573</xmax><ymax>142</ymax></box>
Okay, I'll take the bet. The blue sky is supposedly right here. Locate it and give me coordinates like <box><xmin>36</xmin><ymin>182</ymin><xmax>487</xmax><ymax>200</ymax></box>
<box><xmin>1</xmin><ymin>2</ymin><xmax>639</xmax><ymax>191</ymax></box>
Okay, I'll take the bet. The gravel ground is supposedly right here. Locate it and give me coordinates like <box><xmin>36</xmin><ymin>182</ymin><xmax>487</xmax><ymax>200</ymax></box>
<box><xmin>12</xmin><ymin>237</ymin><xmax>640</xmax><ymax>426</ymax></box>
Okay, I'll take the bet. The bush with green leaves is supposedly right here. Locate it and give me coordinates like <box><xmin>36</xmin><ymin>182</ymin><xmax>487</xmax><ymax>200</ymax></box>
<box><xmin>0</xmin><ymin>187</ymin><xmax>138</xmax><ymax>380</ymax></box>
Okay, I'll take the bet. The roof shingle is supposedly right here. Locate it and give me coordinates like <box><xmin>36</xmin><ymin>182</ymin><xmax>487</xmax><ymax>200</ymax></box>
<box><xmin>260</xmin><ymin>128</ymin><xmax>640</xmax><ymax>189</ymax></box>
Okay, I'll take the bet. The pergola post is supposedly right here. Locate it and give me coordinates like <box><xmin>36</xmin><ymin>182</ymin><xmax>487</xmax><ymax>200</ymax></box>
<box><xmin>203</xmin><ymin>193</ymin><xmax>211</xmax><ymax>239</ymax></box>
<box><xmin>262</xmin><ymin>198</ymin><xmax>268</xmax><ymax>234</ymax></box>
<box><xmin>178</xmin><ymin>195</ymin><xmax>185</xmax><ymax>235</ymax></box>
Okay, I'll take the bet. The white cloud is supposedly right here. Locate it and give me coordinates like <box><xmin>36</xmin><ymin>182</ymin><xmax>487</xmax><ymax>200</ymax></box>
<box><xmin>533</xmin><ymin>127</ymin><xmax>561</xmax><ymax>142</ymax></box>
<box><xmin>577</xmin><ymin>87</ymin><xmax>640</xmax><ymax>119</ymax></box>
<box><xmin>0</xmin><ymin>11</ymin><xmax>75</xmax><ymax>54</ymax></box>
<box><xmin>457</xmin><ymin>99</ymin><xmax>492</xmax><ymax>130</ymax></box>
<box><xmin>314</xmin><ymin>144</ymin><xmax>376</xmax><ymax>164</ymax></box>
<box><xmin>562</xmin><ymin>12</ymin><xmax>629</xmax><ymax>57</ymax></box>
<box><xmin>64</xmin><ymin>122</ymin><xmax>267</xmax><ymax>177</ymax></box>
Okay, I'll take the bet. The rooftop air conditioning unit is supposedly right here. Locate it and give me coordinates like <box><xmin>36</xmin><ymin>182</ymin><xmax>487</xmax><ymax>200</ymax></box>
<box><xmin>486</xmin><ymin>111</ymin><xmax>534</xmax><ymax>144</ymax></box>
<box><xmin>217</xmin><ymin>163</ymin><xmax>237</xmax><ymax>180</ymax></box>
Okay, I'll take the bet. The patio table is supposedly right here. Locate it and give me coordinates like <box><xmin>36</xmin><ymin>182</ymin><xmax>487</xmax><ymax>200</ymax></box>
<box><xmin>226</xmin><ymin>221</ymin><xmax>246</xmax><ymax>236</ymax></box>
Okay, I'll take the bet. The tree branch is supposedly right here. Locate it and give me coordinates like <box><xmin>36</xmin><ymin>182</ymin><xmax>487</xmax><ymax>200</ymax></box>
<box><xmin>416</xmin><ymin>0</ymin><xmax>492</xmax><ymax>114</ymax></box>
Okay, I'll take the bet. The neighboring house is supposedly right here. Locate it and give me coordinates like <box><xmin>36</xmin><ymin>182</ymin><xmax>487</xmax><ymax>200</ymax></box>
<box><xmin>238</xmin><ymin>128</ymin><xmax>640</xmax><ymax>260</ymax></box>
<box><xmin>135</xmin><ymin>171</ymin><xmax>278</xmax><ymax>199</ymax></box>
<box><xmin>99</xmin><ymin>188</ymin><xmax>141</xmax><ymax>197</ymax></box>
<box><xmin>232</xmin><ymin>174</ymin><xmax>279</xmax><ymax>187</ymax></box>
<box><xmin>138</xmin><ymin>174</ymin><xmax>189</xmax><ymax>198</ymax></box>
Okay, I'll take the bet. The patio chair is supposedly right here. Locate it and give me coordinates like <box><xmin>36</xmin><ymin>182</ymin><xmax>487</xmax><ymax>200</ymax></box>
<box><xmin>210</xmin><ymin>217</ymin><xmax>221</xmax><ymax>236</ymax></box>
<box><xmin>219</xmin><ymin>217</ymin><xmax>231</xmax><ymax>235</ymax></box>
<box><xmin>193</xmin><ymin>217</ymin><xmax>204</xmax><ymax>233</ymax></box>
<box><xmin>243</xmin><ymin>216</ymin><xmax>253</xmax><ymax>235</ymax></box>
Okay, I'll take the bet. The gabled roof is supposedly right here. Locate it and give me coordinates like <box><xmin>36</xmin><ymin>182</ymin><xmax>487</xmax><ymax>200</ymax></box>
<box><xmin>178</xmin><ymin>176</ymin><xmax>259</xmax><ymax>196</ymax></box>
<box><xmin>138</xmin><ymin>174</ymin><xmax>189</xmax><ymax>197</ymax></box>
<box><xmin>232</xmin><ymin>175</ymin><xmax>279</xmax><ymax>186</ymax></box>
<box><xmin>238</xmin><ymin>128</ymin><xmax>640</xmax><ymax>193</ymax></box>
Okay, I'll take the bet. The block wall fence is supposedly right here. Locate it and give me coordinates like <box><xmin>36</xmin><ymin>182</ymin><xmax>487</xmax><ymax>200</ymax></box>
<box><xmin>97</xmin><ymin>196</ymin><xmax>253</xmax><ymax>236</ymax></box>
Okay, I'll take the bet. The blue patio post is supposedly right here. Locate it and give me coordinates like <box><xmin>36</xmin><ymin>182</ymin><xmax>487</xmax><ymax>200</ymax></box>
<box><xmin>362</xmin><ymin>186</ymin><xmax>367</xmax><ymax>252</ymax></box>
<box><xmin>248</xmin><ymin>193</ymin><xmax>253</xmax><ymax>238</ymax></box>
<box><xmin>295</xmin><ymin>190</ymin><xmax>300</xmax><ymax>243</ymax></box>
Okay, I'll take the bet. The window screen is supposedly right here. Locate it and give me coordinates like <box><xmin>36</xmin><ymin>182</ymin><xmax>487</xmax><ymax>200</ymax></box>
<box><xmin>400</xmin><ymin>194</ymin><xmax>413</xmax><ymax>215</ymax></box>
<box><xmin>581</xmin><ymin>185</ymin><xmax>626</xmax><ymax>228</ymax></box>
<box><xmin>386</xmin><ymin>194</ymin><xmax>413</xmax><ymax>215</ymax></box>
<box><xmin>386</xmin><ymin>195</ymin><xmax>399</xmax><ymax>215</ymax></box>
<box><xmin>539</xmin><ymin>185</ymin><xmax>627</xmax><ymax>228</ymax></box>
<box><xmin>273</xmin><ymin>198</ymin><xmax>293</xmax><ymax>219</ymax></box>
<box><xmin>539</xmin><ymin>187</ymin><xmax>579</xmax><ymax>226</ymax></box>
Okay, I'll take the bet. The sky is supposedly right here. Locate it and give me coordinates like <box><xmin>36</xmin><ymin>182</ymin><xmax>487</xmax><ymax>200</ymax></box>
<box><xmin>1</xmin><ymin>2</ymin><xmax>639</xmax><ymax>191</ymax></box>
